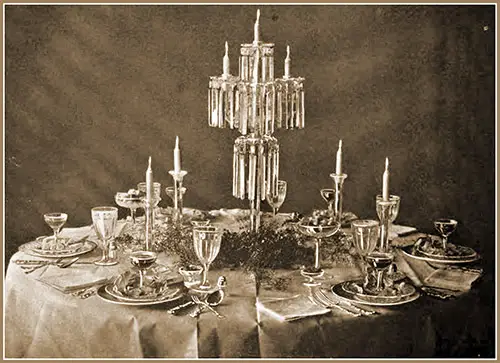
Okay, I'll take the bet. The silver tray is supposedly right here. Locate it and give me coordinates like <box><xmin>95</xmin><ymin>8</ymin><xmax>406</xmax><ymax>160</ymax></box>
<box><xmin>19</xmin><ymin>236</ymin><xmax>97</xmax><ymax>259</ymax></box>
<box><xmin>332</xmin><ymin>280</ymin><xmax>420</xmax><ymax>307</ymax></box>
<box><xmin>97</xmin><ymin>284</ymin><xmax>182</xmax><ymax>306</ymax></box>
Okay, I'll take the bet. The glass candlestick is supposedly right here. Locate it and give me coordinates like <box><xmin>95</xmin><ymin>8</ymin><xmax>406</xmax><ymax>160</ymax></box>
<box><xmin>375</xmin><ymin>198</ymin><xmax>398</xmax><ymax>252</ymax></box>
<box><xmin>329</xmin><ymin>173</ymin><xmax>348</xmax><ymax>227</ymax></box>
<box><xmin>168</xmin><ymin>170</ymin><xmax>188</xmax><ymax>225</ymax></box>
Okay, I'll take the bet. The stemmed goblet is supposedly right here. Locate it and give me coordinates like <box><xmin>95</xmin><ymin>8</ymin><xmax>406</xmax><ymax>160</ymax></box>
<box><xmin>266</xmin><ymin>180</ymin><xmax>287</xmax><ymax>216</ymax></box>
<box><xmin>91</xmin><ymin>206</ymin><xmax>119</xmax><ymax>266</ymax></box>
<box><xmin>434</xmin><ymin>218</ymin><xmax>458</xmax><ymax>250</ymax></box>
<box><xmin>129</xmin><ymin>250</ymin><xmax>157</xmax><ymax>289</ymax></box>
<box><xmin>138</xmin><ymin>182</ymin><xmax>162</xmax><ymax>209</ymax></box>
<box><xmin>320</xmin><ymin>189</ymin><xmax>335</xmax><ymax>217</ymax></box>
<box><xmin>376</xmin><ymin>195</ymin><xmax>400</xmax><ymax>239</ymax></box>
<box><xmin>192</xmin><ymin>225</ymin><xmax>223</xmax><ymax>292</ymax></box>
<box><xmin>165</xmin><ymin>186</ymin><xmax>187</xmax><ymax>223</ymax></box>
<box><xmin>43</xmin><ymin>213</ymin><xmax>68</xmax><ymax>248</ymax></box>
<box><xmin>351</xmin><ymin>219</ymin><xmax>380</xmax><ymax>277</ymax></box>
<box><xmin>296</xmin><ymin>212</ymin><xmax>341</xmax><ymax>286</ymax></box>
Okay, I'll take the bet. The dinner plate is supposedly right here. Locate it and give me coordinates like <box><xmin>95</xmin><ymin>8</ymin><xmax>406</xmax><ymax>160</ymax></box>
<box><xmin>19</xmin><ymin>236</ymin><xmax>97</xmax><ymax>258</ymax></box>
<box><xmin>341</xmin><ymin>280</ymin><xmax>416</xmax><ymax>304</ymax></box>
<box><xmin>97</xmin><ymin>284</ymin><xmax>183</xmax><ymax>306</ymax></box>
<box><xmin>332</xmin><ymin>280</ymin><xmax>420</xmax><ymax>306</ymax></box>
<box><xmin>105</xmin><ymin>284</ymin><xmax>181</xmax><ymax>303</ymax></box>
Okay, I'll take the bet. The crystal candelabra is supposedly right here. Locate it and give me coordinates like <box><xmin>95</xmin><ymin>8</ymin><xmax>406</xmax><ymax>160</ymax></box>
<box><xmin>207</xmin><ymin>9</ymin><xmax>305</xmax><ymax>232</ymax></box>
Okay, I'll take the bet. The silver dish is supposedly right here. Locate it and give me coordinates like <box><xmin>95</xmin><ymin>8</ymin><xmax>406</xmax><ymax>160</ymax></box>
<box><xmin>19</xmin><ymin>237</ymin><xmax>97</xmax><ymax>259</ymax></box>
<box><xmin>401</xmin><ymin>242</ymin><xmax>479</xmax><ymax>265</ymax></box>
<box><xmin>332</xmin><ymin>280</ymin><xmax>420</xmax><ymax>306</ymax></box>
<box><xmin>97</xmin><ymin>284</ymin><xmax>182</xmax><ymax>306</ymax></box>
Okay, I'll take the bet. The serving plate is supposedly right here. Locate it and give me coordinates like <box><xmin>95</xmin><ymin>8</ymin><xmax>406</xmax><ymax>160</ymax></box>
<box><xmin>332</xmin><ymin>280</ymin><xmax>420</xmax><ymax>306</ymax></box>
<box><xmin>401</xmin><ymin>239</ymin><xmax>479</xmax><ymax>265</ymax></box>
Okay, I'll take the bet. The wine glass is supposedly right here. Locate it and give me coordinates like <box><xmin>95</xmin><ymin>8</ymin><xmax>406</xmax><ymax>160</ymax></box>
<box><xmin>138</xmin><ymin>182</ymin><xmax>162</xmax><ymax>207</ymax></box>
<box><xmin>91</xmin><ymin>206</ymin><xmax>119</xmax><ymax>266</ymax></box>
<box><xmin>129</xmin><ymin>251</ymin><xmax>157</xmax><ymax>289</ymax></box>
<box><xmin>296</xmin><ymin>213</ymin><xmax>341</xmax><ymax>286</ymax></box>
<box><xmin>165</xmin><ymin>186</ymin><xmax>187</xmax><ymax>204</ymax></box>
<box><xmin>434</xmin><ymin>218</ymin><xmax>458</xmax><ymax>250</ymax></box>
<box><xmin>165</xmin><ymin>186</ymin><xmax>187</xmax><ymax>223</ymax></box>
<box><xmin>320</xmin><ymin>188</ymin><xmax>335</xmax><ymax>217</ymax></box>
<box><xmin>43</xmin><ymin>213</ymin><xmax>68</xmax><ymax>248</ymax></box>
<box><xmin>115</xmin><ymin>191</ymin><xmax>144</xmax><ymax>224</ymax></box>
<box><xmin>351</xmin><ymin>219</ymin><xmax>380</xmax><ymax>276</ymax></box>
<box><xmin>192</xmin><ymin>225</ymin><xmax>223</xmax><ymax>291</ymax></box>
<box><xmin>364</xmin><ymin>250</ymin><xmax>395</xmax><ymax>294</ymax></box>
<box><xmin>266</xmin><ymin>180</ymin><xmax>287</xmax><ymax>216</ymax></box>
<box><xmin>376</xmin><ymin>195</ymin><xmax>400</xmax><ymax>238</ymax></box>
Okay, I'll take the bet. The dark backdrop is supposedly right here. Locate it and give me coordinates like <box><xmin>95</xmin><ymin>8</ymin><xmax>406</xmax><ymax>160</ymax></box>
<box><xmin>5</xmin><ymin>5</ymin><xmax>495</xmax><ymax>270</ymax></box>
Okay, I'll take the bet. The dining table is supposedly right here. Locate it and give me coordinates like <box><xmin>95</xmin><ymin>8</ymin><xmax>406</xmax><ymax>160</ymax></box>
<box><xmin>4</xmin><ymin>209</ymin><xmax>494</xmax><ymax>359</ymax></box>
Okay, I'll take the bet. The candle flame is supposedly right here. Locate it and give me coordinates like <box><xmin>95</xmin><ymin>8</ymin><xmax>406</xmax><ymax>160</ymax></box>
<box><xmin>148</xmin><ymin>156</ymin><xmax>152</xmax><ymax>169</ymax></box>
<box><xmin>339</xmin><ymin>139</ymin><xmax>342</xmax><ymax>149</ymax></box>
<box><xmin>385</xmin><ymin>157</ymin><xmax>389</xmax><ymax>170</ymax></box>
<box><xmin>256</xmin><ymin>8</ymin><xmax>260</xmax><ymax>23</ymax></box>
<box><xmin>175</xmin><ymin>136</ymin><xmax>179</xmax><ymax>149</ymax></box>
<box><xmin>225</xmin><ymin>41</ymin><xmax>228</xmax><ymax>56</ymax></box>
<box><xmin>286</xmin><ymin>45</ymin><xmax>290</xmax><ymax>60</ymax></box>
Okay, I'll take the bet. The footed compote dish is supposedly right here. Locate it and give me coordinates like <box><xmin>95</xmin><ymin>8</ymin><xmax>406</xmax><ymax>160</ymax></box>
<box><xmin>296</xmin><ymin>210</ymin><xmax>341</xmax><ymax>286</ymax></box>
<box><xmin>115</xmin><ymin>189</ymin><xmax>145</xmax><ymax>225</ymax></box>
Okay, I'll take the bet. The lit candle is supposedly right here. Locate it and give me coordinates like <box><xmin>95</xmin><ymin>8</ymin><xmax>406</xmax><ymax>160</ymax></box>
<box><xmin>146</xmin><ymin>156</ymin><xmax>153</xmax><ymax>204</ymax></box>
<box><xmin>223</xmin><ymin>41</ymin><xmax>230</xmax><ymax>78</ymax></box>
<box><xmin>253</xmin><ymin>9</ymin><xmax>260</xmax><ymax>44</ymax></box>
<box><xmin>335</xmin><ymin>139</ymin><xmax>342</xmax><ymax>175</ymax></box>
<box><xmin>174</xmin><ymin>136</ymin><xmax>181</xmax><ymax>173</ymax></box>
<box><xmin>284</xmin><ymin>45</ymin><xmax>291</xmax><ymax>78</ymax></box>
<box><xmin>382</xmin><ymin>157</ymin><xmax>390</xmax><ymax>201</ymax></box>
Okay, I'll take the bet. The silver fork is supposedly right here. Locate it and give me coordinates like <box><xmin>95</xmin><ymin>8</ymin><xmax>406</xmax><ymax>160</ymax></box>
<box><xmin>191</xmin><ymin>295</ymin><xmax>225</xmax><ymax>319</ymax></box>
<box><xmin>309</xmin><ymin>288</ymin><xmax>361</xmax><ymax>317</ymax></box>
<box><xmin>317</xmin><ymin>288</ymin><xmax>377</xmax><ymax>316</ymax></box>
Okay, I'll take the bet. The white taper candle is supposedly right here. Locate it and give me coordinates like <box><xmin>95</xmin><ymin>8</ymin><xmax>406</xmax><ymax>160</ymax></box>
<box><xmin>382</xmin><ymin>157</ymin><xmax>390</xmax><ymax>201</ymax></box>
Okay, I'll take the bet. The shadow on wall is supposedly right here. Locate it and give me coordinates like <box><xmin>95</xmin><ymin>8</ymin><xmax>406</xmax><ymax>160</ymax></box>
<box><xmin>4</xmin><ymin>5</ymin><xmax>495</xmax><ymax>271</ymax></box>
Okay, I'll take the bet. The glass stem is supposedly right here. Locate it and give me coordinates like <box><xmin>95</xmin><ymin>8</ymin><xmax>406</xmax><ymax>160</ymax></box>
<box><xmin>202</xmin><ymin>264</ymin><xmax>209</xmax><ymax>286</ymax></box>
<box><xmin>102</xmin><ymin>239</ymin><xmax>109</xmax><ymax>261</ymax></box>
<box><xmin>131</xmin><ymin>209</ymin><xmax>136</xmax><ymax>224</ymax></box>
<box><xmin>314</xmin><ymin>239</ymin><xmax>320</xmax><ymax>270</ymax></box>
<box><xmin>442</xmin><ymin>235</ymin><xmax>448</xmax><ymax>250</ymax></box>
<box><xmin>328</xmin><ymin>202</ymin><xmax>333</xmax><ymax>217</ymax></box>
<box><xmin>376</xmin><ymin>270</ymin><xmax>384</xmax><ymax>291</ymax></box>
<box><xmin>53</xmin><ymin>228</ymin><xmax>59</xmax><ymax>242</ymax></box>
<box><xmin>273</xmin><ymin>207</ymin><xmax>277</xmax><ymax>216</ymax></box>
<box><xmin>139</xmin><ymin>270</ymin><xmax>144</xmax><ymax>289</ymax></box>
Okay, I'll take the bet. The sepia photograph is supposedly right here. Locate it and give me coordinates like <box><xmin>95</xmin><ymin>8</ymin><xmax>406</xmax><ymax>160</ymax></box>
<box><xmin>3</xmin><ymin>3</ymin><xmax>496</xmax><ymax>358</ymax></box>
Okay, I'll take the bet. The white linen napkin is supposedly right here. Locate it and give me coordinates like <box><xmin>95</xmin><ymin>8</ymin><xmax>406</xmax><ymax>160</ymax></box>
<box><xmin>256</xmin><ymin>294</ymin><xmax>330</xmax><ymax>322</ymax></box>
<box><xmin>36</xmin><ymin>264</ymin><xmax>121</xmax><ymax>293</ymax></box>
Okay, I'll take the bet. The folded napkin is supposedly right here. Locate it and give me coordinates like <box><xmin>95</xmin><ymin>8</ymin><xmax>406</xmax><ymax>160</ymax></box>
<box><xmin>36</xmin><ymin>264</ymin><xmax>121</xmax><ymax>293</ymax></box>
<box><xmin>256</xmin><ymin>294</ymin><xmax>330</xmax><ymax>322</ymax></box>
<box><xmin>394</xmin><ymin>235</ymin><xmax>482</xmax><ymax>296</ymax></box>
<box><xmin>390</xmin><ymin>224</ymin><xmax>418</xmax><ymax>239</ymax></box>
